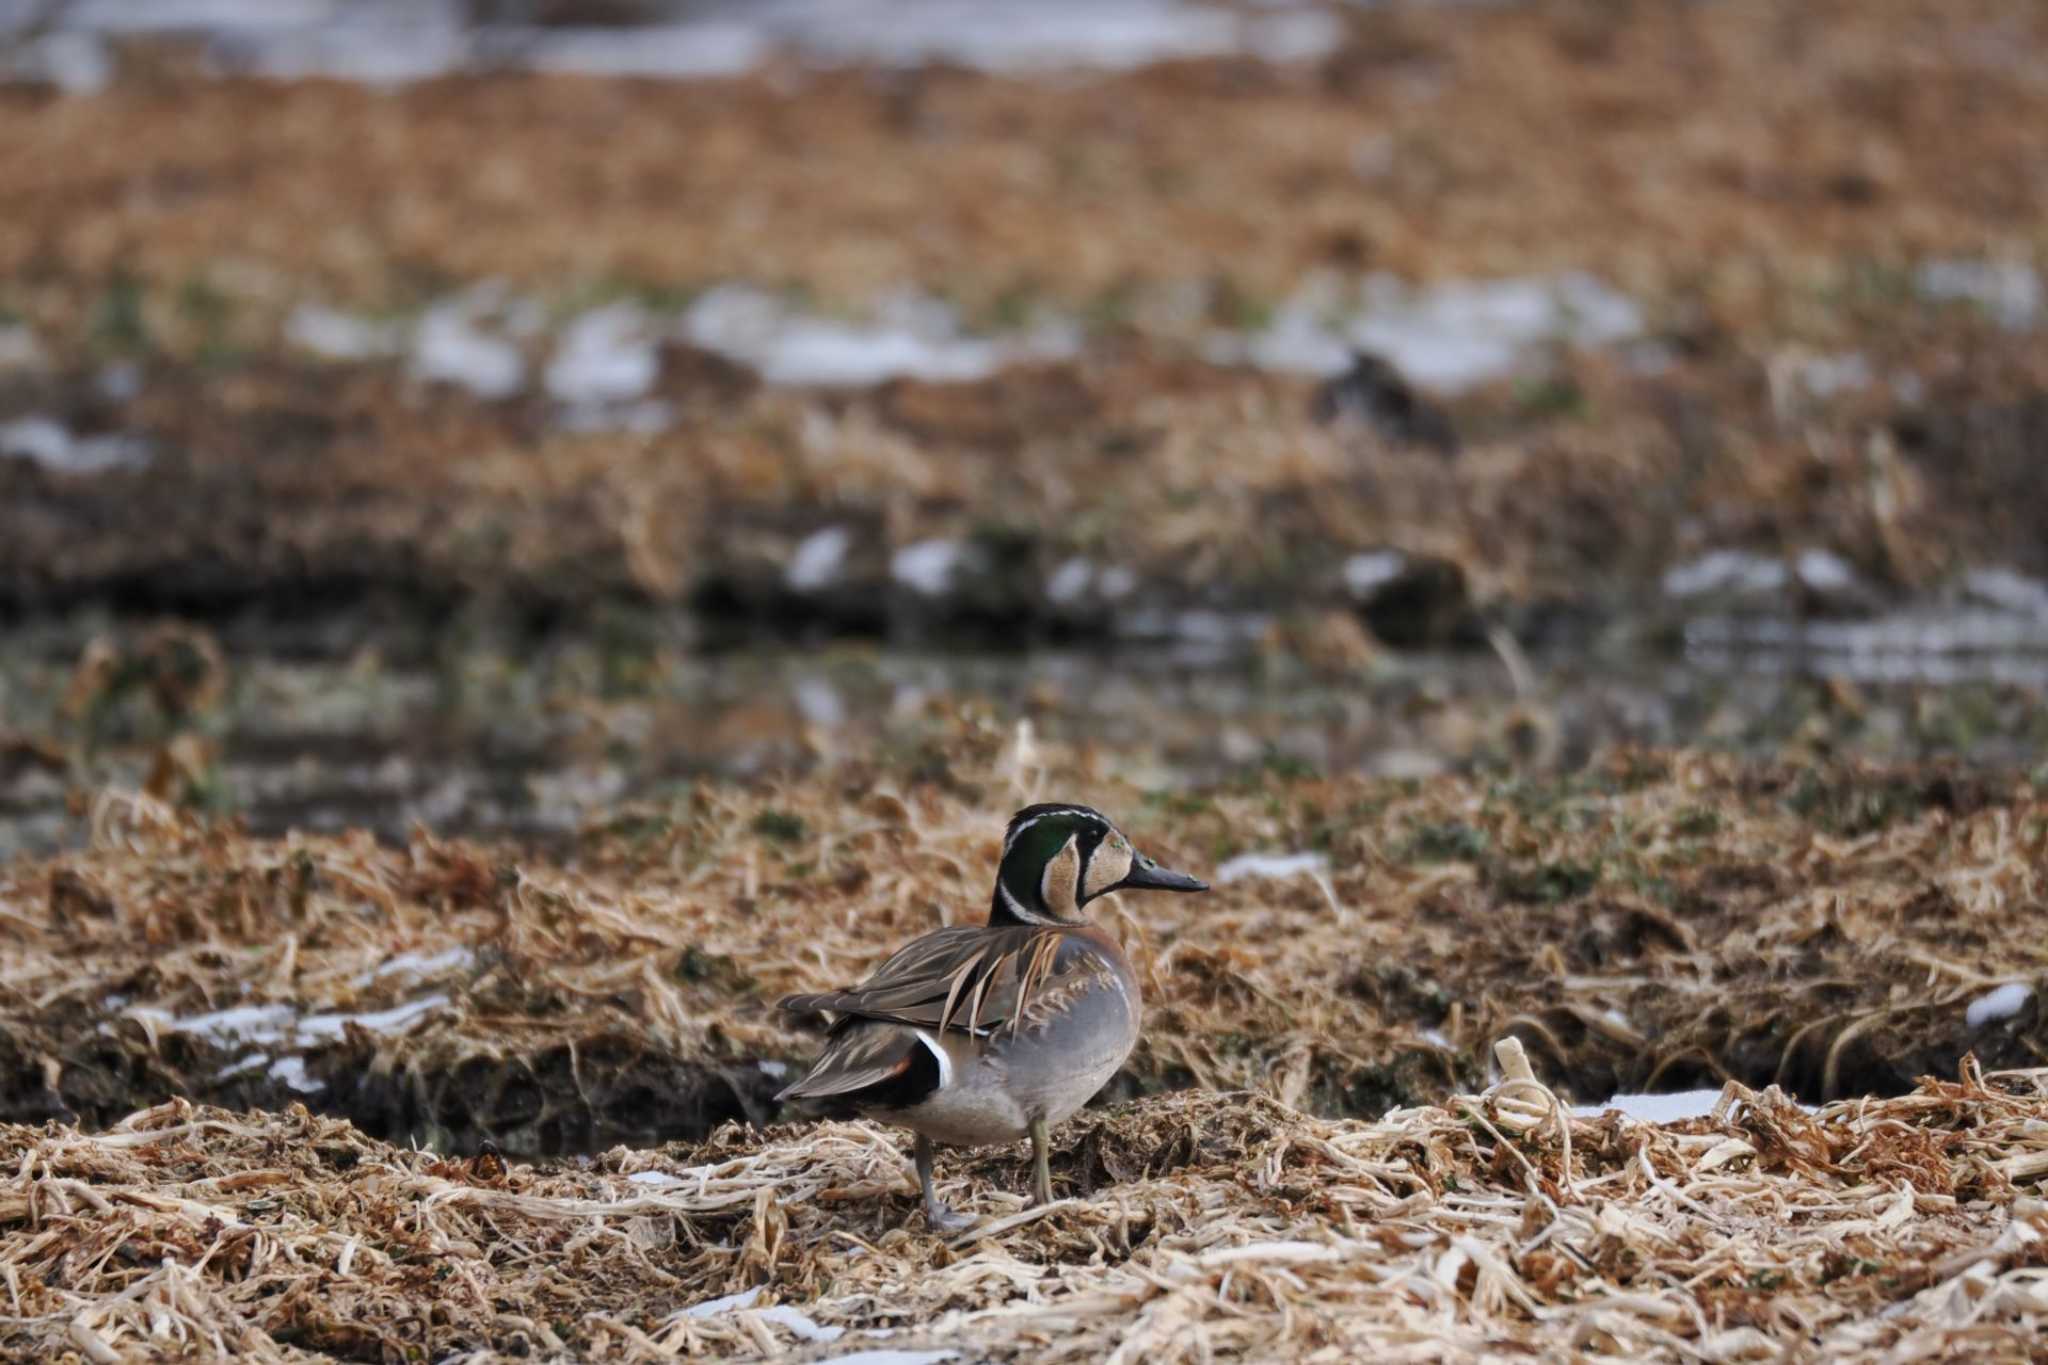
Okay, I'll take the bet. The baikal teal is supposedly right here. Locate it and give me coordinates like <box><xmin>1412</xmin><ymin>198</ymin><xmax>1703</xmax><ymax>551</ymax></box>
<box><xmin>777</xmin><ymin>803</ymin><xmax>1208</xmax><ymax>1232</ymax></box>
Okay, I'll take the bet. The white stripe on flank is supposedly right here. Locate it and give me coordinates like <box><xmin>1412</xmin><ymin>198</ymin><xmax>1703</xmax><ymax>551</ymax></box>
<box><xmin>913</xmin><ymin>1030</ymin><xmax>953</xmax><ymax>1088</ymax></box>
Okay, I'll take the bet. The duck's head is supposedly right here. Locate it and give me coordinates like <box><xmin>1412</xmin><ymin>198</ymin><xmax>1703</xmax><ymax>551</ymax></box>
<box><xmin>990</xmin><ymin>803</ymin><xmax>1208</xmax><ymax>927</ymax></box>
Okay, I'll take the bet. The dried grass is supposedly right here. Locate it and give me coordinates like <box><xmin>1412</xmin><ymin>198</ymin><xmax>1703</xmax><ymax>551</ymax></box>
<box><xmin>7</xmin><ymin>2</ymin><xmax>2048</xmax><ymax>615</ymax></box>
<box><xmin>2</xmin><ymin>1055</ymin><xmax>2044</xmax><ymax>1361</ymax></box>
<box><xmin>1</xmin><ymin>732</ymin><xmax>2042</xmax><ymax>1149</ymax></box>
<box><xmin>3</xmin><ymin>1</ymin><xmax>2043</xmax><ymax>328</ymax></box>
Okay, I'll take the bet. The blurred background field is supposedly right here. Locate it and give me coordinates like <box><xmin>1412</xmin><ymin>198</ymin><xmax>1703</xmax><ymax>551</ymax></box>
<box><xmin>2</xmin><ymin>1</ymin><xmax>2047</xmax><ymax>1360</ymax></box>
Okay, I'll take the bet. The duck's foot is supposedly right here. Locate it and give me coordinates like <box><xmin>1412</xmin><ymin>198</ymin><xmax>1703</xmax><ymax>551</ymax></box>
<box><xmin>1029</xmin><ymin>1116</ymin><xmax>1055</xmax><ymax>1206</ymax></box>
<box><xmin>924</xmin><ymin>1200</ymin><xmax>978</xmax><ymax>1235</ymax></box>
<box><xmin>914</xmin><ymin>1134</ymin><xmax>978</xmax><ymax>1235</ymax></box>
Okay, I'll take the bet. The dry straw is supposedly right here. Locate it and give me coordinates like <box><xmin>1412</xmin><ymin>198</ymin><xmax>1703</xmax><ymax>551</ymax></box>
<box><xmin>2</xmin><ymin>1057</ymin><xmax>2044</xmax><ymax>1361</ymax></box>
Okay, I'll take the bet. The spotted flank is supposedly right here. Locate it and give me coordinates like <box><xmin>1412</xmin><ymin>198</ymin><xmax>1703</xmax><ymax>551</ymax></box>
<box><xmin>774</xmin><ymin>803</ymin><xmax>1208</xmax><ymax>1230</ymax></box>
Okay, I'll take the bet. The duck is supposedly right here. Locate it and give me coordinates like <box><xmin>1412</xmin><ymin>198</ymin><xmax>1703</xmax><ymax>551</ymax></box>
<box><xmin>775</xmin><ymin>802</ymin><xmax>1209</xmax><ymax>1232</ymax></box>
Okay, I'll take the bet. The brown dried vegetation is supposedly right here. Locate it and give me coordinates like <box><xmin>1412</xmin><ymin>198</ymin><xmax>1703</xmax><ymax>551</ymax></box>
<box><xmin>2</xmin><ymin>731</ymin><xmax>2042</xmax><ymax>1147</ymax></box>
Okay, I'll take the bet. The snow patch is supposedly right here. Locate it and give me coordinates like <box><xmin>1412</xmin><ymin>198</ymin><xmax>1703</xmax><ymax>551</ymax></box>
<box><xmin>787</xmin><ymin>526</ymin><xmax>853</xmax><ymax>592</ymax></box>
<box><xmin>1047</xmin><ymin>557</ymin><xmax>1094</xmax><ymax>604</ymax></box>
<box><xmin>1213</xmin><ymin>851</ymin><xmax>1328</xmax><ymax>885</ymax></box>
<box><xmin>682</xmin><ymin>1288</ymin><xmax>763</xmax><ymax>1318</ymax></box>
<box><xmin>1964</xmin><ymin>568</ymin><xmax>2048</xmax><ymax>620</ymax></box>
<box><xmin>781</xmin><ymin>0</ymin><xmax>1336</xmax><ymax>73</ymax></box>
<box><xmin>1232</xmin><ymin>272</ymin><xmax>1645</xmax><ymax>392</ymax></box>
<box><xmin>1966</xmin><ymin>982</ymin><xmax>2033</xmax><ymax>1029</ymax></box>
<box><xmin>1917</xmin><ymin>259</ymin><xmax>2041</xmax><ymax>330</ymax></box>
<box><xmin>268</xmin><ymin>1055</ymin><xmax>324</xmax><ymax>1095</ymax></box>
<box><xmin>545</xmin><ymin>303</ymin><xmax>659</xmax><ymax>404</ymax></box>
<box><xmin>297</xmin><ymin>994</ymin><xmax>452</xmax><ymax>1042</ymax></box>
<box><xmin>792</xmin><ymin>677</ymin><xmax>846</xmax><ymax>729</ymax></box>
<box><xmin>9</xmin><ymin>1</ymin><xmax>1338</xmax><ymax>86</ymax></box>
<box><xmin>1342</xmin><ymin>550</ymin><xmax>1408</xmax><ymax>597</ymax></box>
<box><xmin>356</xmin><ymin>947</ymin><xmax>474</xmax><ymax>987</ymax></box>
<box><xmin>286</xmin><ymin>304</ymin><xmax>403</xmax><ymax>361</ymax></box>
<box><xmin>410</xmin><ymin>299</ymin><xmax>525</xmax><ymax>399</ymax></box>
<box><xmin>1571</xmin><ymin>1091</ymin><xmax>1724</xmax><ymax>1123</ymax></box>
<box><xmin>756</xmin><ymin>1305</ymin><xmax>844</xmax><ymax>1343</ymax></box>
<box><xmin>0</xmin><ymin>416</ymin><xmax>153</xmax><ymax>475</ymax></box>
<box><xmin>679</xmin><ymin>285</ymin><xmax>1074</xmax><ymax>387</ymax></box>
<box><xmin>1662</xmin><ymin>550</ymin><xmax>1788</xmax><ymax>600</ymax></box>
<box><xmin>0</xmin><ymin>30</ymin><xmax>115</xmax><ymax>93</ymax></box>
<box><xmin>0</xmin><ymin>322</ymin><xmax>47</xmax><ymax>371</ymax></box>
<box><xmin>628</xmin><ymin>1170</ymin><xmax>686</xmax><ymax>1188</ymax></box>
<box><xmin>155</xmin><ymin>1003</ymin><xmax>298</xmax><ymax>1047</ymax></box>
<box><xmin>1096</xmin><ymin>566</ymin><xmax>1138</xmax><ymax>599</ymax></box>
<box><xmin>133</xmin><ymin>994</ymin><xmax>450</xmax><ymax>1053</ymax></box>
<box><xmin>513</xmin><ymin>23</ymin><xmax>766</xmax><ymax>79</ymax></box>
<box><xmin>891</xmin><ymin>539</ymin><xmax>966</xmax><ymax>597</ymax></box>
<box><xmin>1795</xmin><ymin>548</ymin><xmax>1856</xmax><ymax>594</ymax></box>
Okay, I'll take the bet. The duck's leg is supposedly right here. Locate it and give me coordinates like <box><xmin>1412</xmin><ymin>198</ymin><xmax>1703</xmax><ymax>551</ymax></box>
<box><xmin>915</xmin><ymin>1134</ymin><xmax>975</xmax><ymax>1234</ymax></box>
<box><xmin>1029</xmin><ymin>1116</ymin><xmax>1054</xmax><ymax>1205</ymax></box>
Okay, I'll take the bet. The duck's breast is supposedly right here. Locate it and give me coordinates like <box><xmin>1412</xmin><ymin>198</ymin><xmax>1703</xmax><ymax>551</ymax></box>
<box><xmin>998</xmin><ymin>929</ymin><xmax>1140</xmax><ymax>1128</ymax></box>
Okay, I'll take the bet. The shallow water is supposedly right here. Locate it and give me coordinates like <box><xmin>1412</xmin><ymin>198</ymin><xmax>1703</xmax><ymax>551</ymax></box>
<box><xmin>4</xmin><ymin>616</ymin><xmax>2044</xmax><ymax>859</ymax></box>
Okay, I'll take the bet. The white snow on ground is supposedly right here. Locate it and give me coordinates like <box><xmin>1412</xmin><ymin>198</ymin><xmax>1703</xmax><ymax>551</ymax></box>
<box><xmin>356</xmin><ymin>946</ymin><xmax>475</xmax><ymax>986</ymax></box>
<box><xmin>0</xmin><ymin>322</ymin><xmax>46</xmax><ymax>370</ymax></box>
<box><xmin>792</xmin><ymin>676</ymin><xmax>846</xmax><ymax>728</ymax></box>
<box><xmin>1662</xmin><ymin>550</ymin><xmax>1788</xmax><ymax>600</ymax></box>
<box><xmin>264</xmin><ymin>267</ymin><xmax>1654</xmax><ymax>406</ymax></box>
<box><xmin>409</xmin><ymin>301</ymin><xmax>525</xmax><ymax>399</ymax></box>
<box><xmin>0</xmin><ymin>416</ymin><xmax>152</xmax><ymax>474</ymax></box>
<box><xmin>627</xmin><ymin>1171</ymin><xmax>687</xmax><ymax>1188</ymax></box>
<box><xmin>1964</xmin><ymin>569</ymin><xmax>2048</xmax><ymax>620</ymax></box>
<box><xmin>285</xmin><ymin>304</ymin><xmax>404</xmax><ymax>361</ymax></box>
<box><xmin>1916</xmin><ymin>258</ymin><xmax>2041</xmax><ymax>331</ymax></box>
<box><xmin>671</xmin><ymin>1288</ymin><xmax>844</xmax><ymax>1342</ymax></box>
<box><xmin>1342</xmin><ymin>551</ymin><xmax>1408</xmax><ymax>597</ymax></box>
<box><xmin>891</xmin><ymin>539</ymin><xmax>966</xmax><ymax>597</ymax></box>
<box><xmin>513</xmin><ymin>22</ymin><xmax>767</xmax><ymax>79</ymax></box>
<box><xmin>1046</xmin><ymin>558</ymin><xmax>1095</xmax><ymax>604</ymax></box>
<box><xmin>788</xmin><ymin>0</ymin><xmax>1337</xmax><ymax>72</ymax></box>
<box><xmin>679</xmin><ymin>286</ymin><xmax>1078</xmax><ymax>387</ymax></box>
<box><xmin>787</xmin><ymin>526</ymin><xmax>853</xmax><ymax>592</ymax></box>
<box><xmin>681</xmin><ymin>1288</ymin><xmax>762</xmax><ymax>1317</ymax></box>
<box><xmin>1570</xmin><ymin>1091</ymin><xmax>1724</xmax><ymax>1123</ymax></box>
<box><xmin>1966</xmin><ymin>982</ymin><xmax>2034</xmax><ymax>1029</ymax></box>
<box><xmin>756</xmin><ymin>1306</ymin><xmax>844</xmax><ymax>1343</ymax></box>
<box><xmin>545</xmin><ymin>303</ymin><xmax>660</xmax><ymax>404</ymax></box>
<box><xmin>268</xmin><ymin>1055</ymin><xmax>323</xmax><ymax>1094</ymax></box>
<box><xmin>7</xmin><ymin>0</ymin><xmax>1343</xmax><ymax>84</ymax></box>
<box><xmin>127</xmin><ymin>993</ymin><xmax>450</xmax><ymax>1051</ymax></box>
<box><xmin>1221</xmin><ymin>271</ymin><xmax>1646</xmax><ymax>392</ymax></box>
<box><xmin>1795</xmin><ymin>548</ymin><xmax>1857</xmax><ymax>593</ymax></box>
<box><xmin>297</xmin><ymin>994</ymin><xmax>451</xmax><ymax>1041</ymax></box>
<box><xmin>1213</xmin><ymin>851</ymin><xmax>1328</xmax><ymax>884</ymax></box>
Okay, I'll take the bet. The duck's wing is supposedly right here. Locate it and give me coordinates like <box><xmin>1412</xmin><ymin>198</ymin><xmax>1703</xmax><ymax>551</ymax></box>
<box><xmin>778</xmin><ymin>924</ymin><xmax>1068</xmax><ymax>1037</ymax></box>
